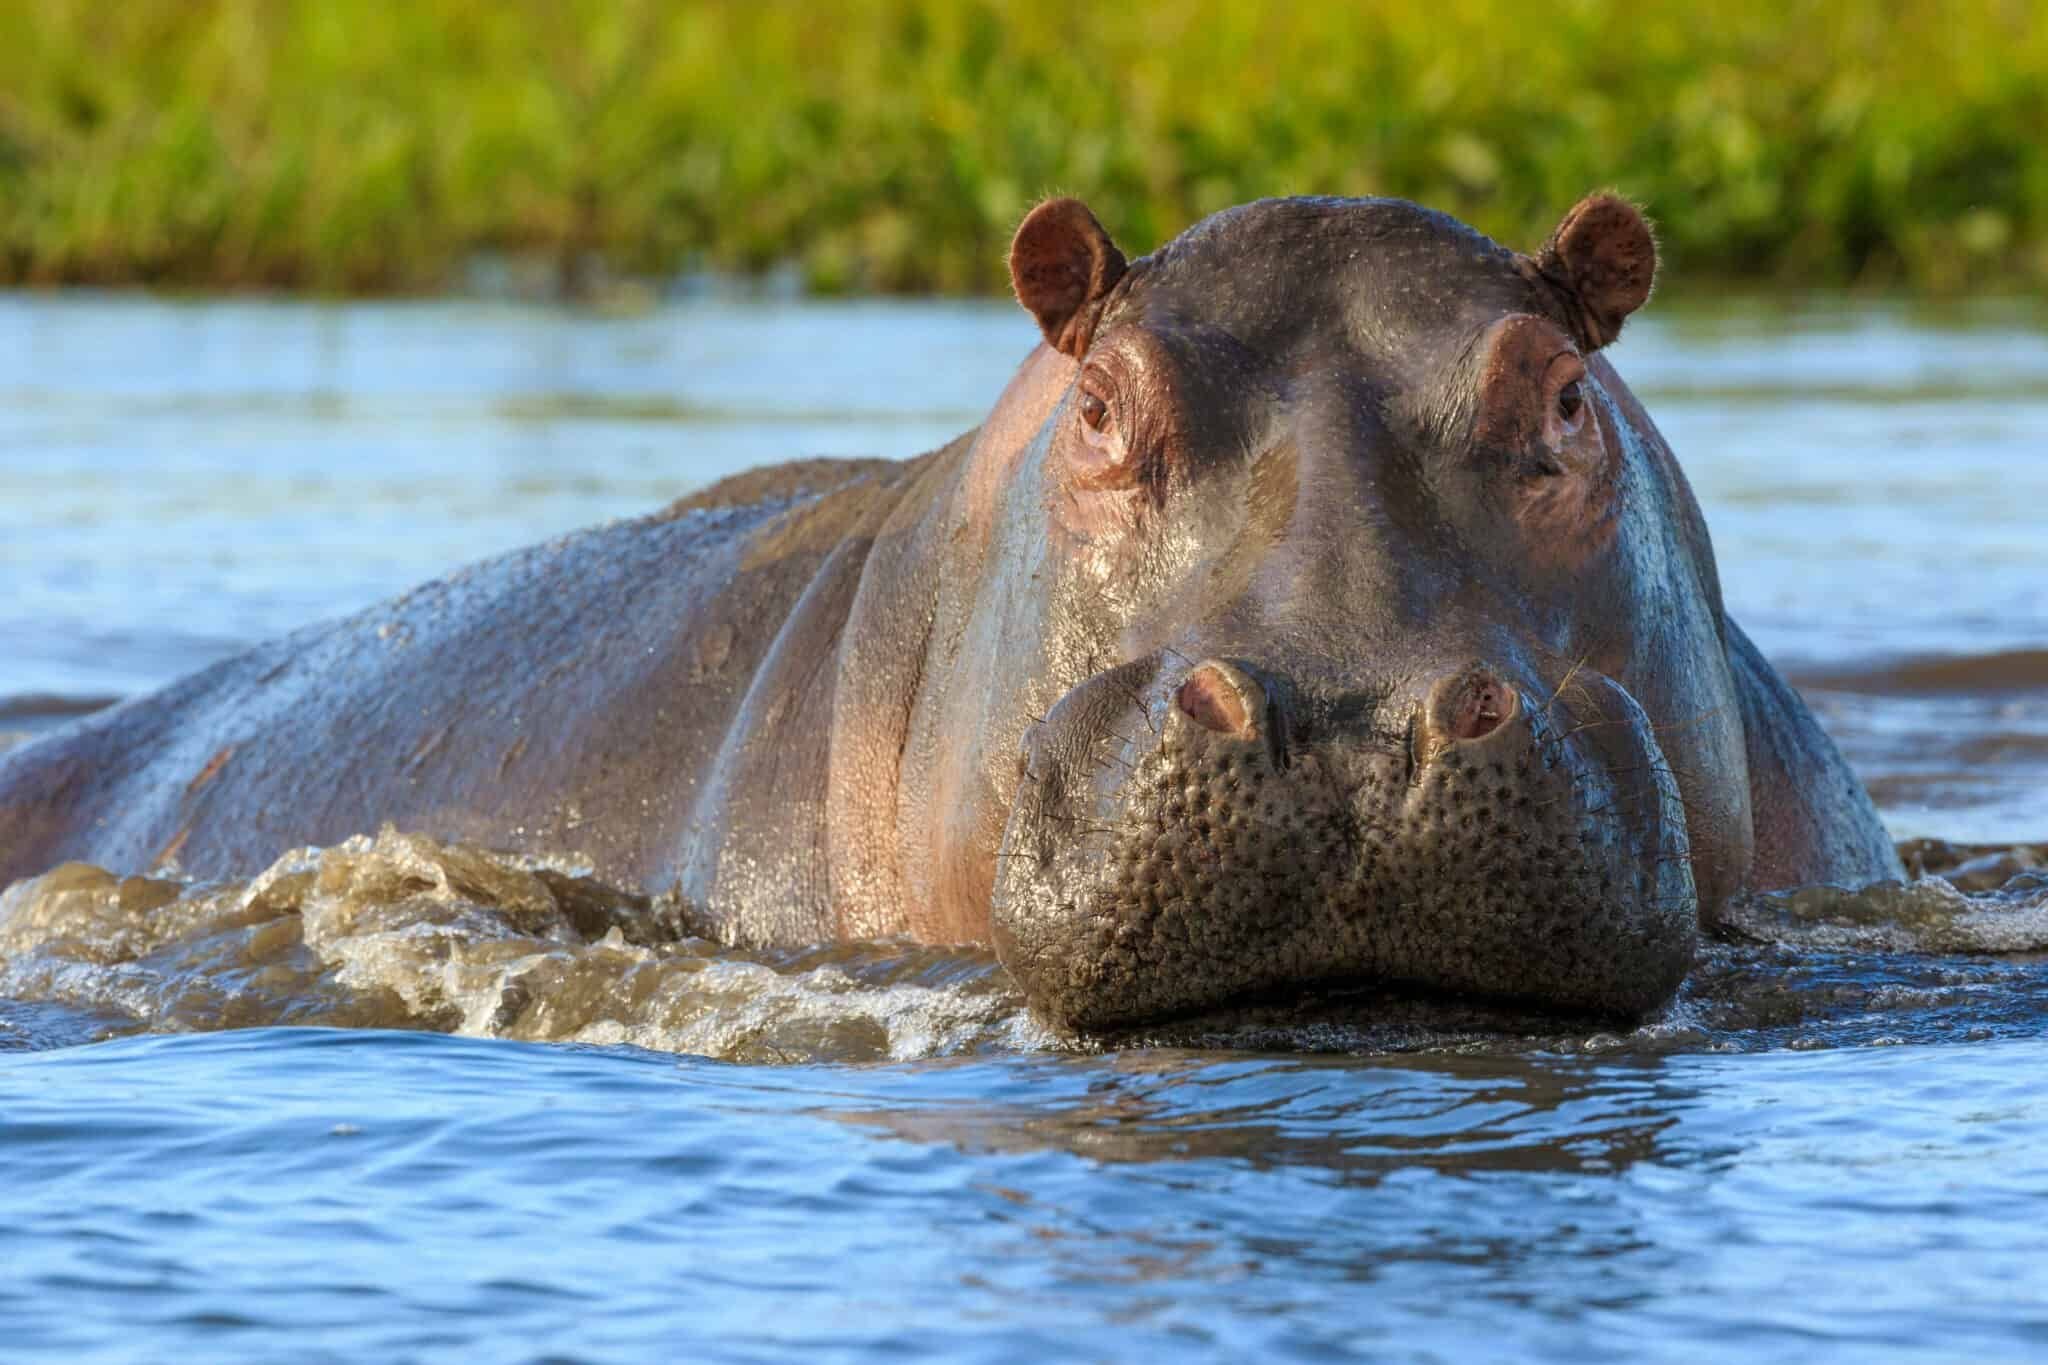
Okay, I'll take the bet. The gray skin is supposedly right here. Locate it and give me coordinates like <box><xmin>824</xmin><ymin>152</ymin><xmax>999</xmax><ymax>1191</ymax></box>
<box><xmin>0</xmin><ymin>193</ymin><xmax>1901</xmax><ymax>1032</ymax></box>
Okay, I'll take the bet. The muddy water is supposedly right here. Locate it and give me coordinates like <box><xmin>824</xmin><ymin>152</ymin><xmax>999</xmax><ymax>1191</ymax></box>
<box><xmin>2</xmin><ymin>294</ymin><xmax>2046</xmax><ymax>1359</ymax></box>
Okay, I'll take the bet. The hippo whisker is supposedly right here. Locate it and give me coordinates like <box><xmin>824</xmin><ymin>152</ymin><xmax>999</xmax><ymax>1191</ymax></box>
<box><xmin>1097</xmin><ymin>726</ymin><xmax>1152</xmax><ymax>754</ymax></box>
<box><xmin>1537</xmin><ymin>653</ymin><xmax>1596</xmax><ymax>716</ymax></box>
<box><xmin>1545</xmin><ymin>705</ymin><xmax>1732</xmax><ymax>749</ymax></box>
<box><xmin>1103</xmin><ymin>681</ymin><xmax>1162</xmax><ymax>735</ymax></box>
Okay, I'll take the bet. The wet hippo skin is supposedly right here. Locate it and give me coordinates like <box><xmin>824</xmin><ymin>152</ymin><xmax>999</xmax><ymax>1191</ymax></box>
<box><xmin>0</xmin><ymin>193</ymin><xmax>1902</xmax><ymax>1031</ymax></box>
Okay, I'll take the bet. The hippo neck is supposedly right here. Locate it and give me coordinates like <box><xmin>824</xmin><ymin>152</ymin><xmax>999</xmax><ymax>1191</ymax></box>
<box><xmin>824</xmin><ymin>343</ymin><xmax>1079</xmax><ymax>943</ymax></box>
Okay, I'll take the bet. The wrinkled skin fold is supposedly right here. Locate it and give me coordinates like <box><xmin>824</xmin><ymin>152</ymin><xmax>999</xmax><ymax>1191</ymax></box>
<box><xmin>0</xmin><ymin>193</ymin><xmax>1902</xmax><ymax>1033</ymax></box>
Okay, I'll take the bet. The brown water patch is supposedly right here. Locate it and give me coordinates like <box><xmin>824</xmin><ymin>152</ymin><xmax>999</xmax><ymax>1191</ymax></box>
<box><xmin>0</xmin><ymin>693</ymin><xmax>122</xmax><ymax>725</ymax></box>
<box><xmin>1793</xmin><ymin>648</ymin><xmax>2048</xmax><ymax>696</ymax></box>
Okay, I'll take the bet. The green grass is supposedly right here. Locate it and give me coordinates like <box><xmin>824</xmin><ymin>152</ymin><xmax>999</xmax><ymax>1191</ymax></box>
<box><xmin>2</xmin><ymin>1</ymin><xmax>2043</xmax><ymax>295</ymax></box>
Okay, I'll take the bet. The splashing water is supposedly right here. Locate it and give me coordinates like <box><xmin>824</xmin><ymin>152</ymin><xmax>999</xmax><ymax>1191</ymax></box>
<box><xmin>4</xmin><ymin>827</ymin><xmax>2043</xmax><ymax>1061</ymax></box>
<box><xmin>0</xmin><ymin>828</ymin><xmax>1050</xmax><ymax>1062</ymax></box>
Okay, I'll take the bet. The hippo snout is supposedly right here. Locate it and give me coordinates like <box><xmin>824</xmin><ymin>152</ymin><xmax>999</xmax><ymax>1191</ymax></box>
<box><xmin>991</xmin><ymin>656</ymin><xmax>1699</xmax><ymax>1033</ymax></box>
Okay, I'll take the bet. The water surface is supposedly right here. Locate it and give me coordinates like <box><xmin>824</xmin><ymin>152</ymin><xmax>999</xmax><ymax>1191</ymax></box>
<box><xmin>2</xmin><ymin>293</ymin><xmax>2045</xmax><ymax>1360</ymax></box>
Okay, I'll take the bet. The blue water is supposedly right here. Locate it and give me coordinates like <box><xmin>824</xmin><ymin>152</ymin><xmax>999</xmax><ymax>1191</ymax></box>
<box><xmin>6</xmin><ymin>1029</ymin><xmax>2047</xmax><ymax>1362</ymax></box>
<box><xmin>2</xmin><ymin>293</ymin><xmax>2047</xmax><ymax>1361</ymax></box>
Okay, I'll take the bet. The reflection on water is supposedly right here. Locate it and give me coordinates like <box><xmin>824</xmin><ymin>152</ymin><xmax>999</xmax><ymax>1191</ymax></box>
<box><xmin>5</xmin><ymin>1025</ymin><xmax>2046</xmax><ymax>1360</ymax></box>
<box><xmin>2</xmin><ymin>293</ymin><xmax>2047</xmax><ymax>1360</ymax></box>
<box><xmin>828</xmin><ymin>1048</ymin><xmax>1687</xmax><ymax>1180</ymax></box>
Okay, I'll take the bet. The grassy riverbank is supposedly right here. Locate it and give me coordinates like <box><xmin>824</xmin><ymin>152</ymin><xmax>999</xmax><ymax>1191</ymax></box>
<box><xmin>1</xmin><ymin>1</ymin><xmax>2043</xmax><ymax>295</ymax></box>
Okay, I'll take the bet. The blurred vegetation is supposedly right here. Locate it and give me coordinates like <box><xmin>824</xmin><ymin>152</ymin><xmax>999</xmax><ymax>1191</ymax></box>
<box><xmin>1</xmin><ymin>0</ymin><xmax>2044</xmax><ymax>295</ymax></box>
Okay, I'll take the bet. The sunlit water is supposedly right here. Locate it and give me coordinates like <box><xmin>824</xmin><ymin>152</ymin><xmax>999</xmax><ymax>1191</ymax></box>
<box><xmin>2</xmin><ymin>293</ymin><xmax>2045</xmax><ymax>1360</ymax></box>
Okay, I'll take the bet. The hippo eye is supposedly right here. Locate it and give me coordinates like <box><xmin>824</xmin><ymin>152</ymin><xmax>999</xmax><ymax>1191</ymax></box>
<box><xmin>1556</xmin><ymin>380</ymin><xmax>1584</xmax><ymax>425</ymax></box>
<box><xmin>1077</xmin><ymin>391</ymin><xmax>1110</xmax><ymax>431</ymax></box>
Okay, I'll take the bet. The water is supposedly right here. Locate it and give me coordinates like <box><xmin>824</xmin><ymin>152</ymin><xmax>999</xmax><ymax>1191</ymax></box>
<box><xmin>2</xmin><ymin>292</ymin><xmax>2046</xmax><ymax>1360</ymax></box>
<box><xmin>8</xmin><ymin>1030</ymin><xmax>2048</xmax><ymax>1362</ymax></box>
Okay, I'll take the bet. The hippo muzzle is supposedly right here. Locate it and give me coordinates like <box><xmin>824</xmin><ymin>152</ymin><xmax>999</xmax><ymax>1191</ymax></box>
<box><xmin>991</xmin><ymin>655</ymin><xmax>1698</xmax><ymax>1033</ymax></box>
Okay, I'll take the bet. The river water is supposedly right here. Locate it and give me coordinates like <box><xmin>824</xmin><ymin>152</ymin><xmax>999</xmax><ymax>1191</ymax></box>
<box><xmin>1</xmin><ymin>293</ymin><xmax>2045</xmax><ymax>1360</ymax></box>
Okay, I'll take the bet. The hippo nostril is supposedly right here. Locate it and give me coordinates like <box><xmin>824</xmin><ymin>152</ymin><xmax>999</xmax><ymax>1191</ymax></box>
<box><xmin>1455</xmin><ymin>679</ymin><xmax>1512</xmax><ymax>741</ymax></box>
<box><xmin>1175</xmin><ymin>660</ymin><xmax>1261</xmax><ymax>739</ymax></box>
<box><xmin>1424</xmin><ymin>665</ymin><xmax>1521</xmax><ymax>751</ymax></box>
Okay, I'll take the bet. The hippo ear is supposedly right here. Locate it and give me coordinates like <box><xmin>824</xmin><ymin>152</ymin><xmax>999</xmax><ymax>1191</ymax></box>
<box><xmin>1533</xmin><ymin>193</ymin><xmax>1657</xmax><ymax>350</ymax></box>
<box><xmin>1010</xmin><ymin>197</ymin><xmax>1128</xmax><ymax>357</ymax></box>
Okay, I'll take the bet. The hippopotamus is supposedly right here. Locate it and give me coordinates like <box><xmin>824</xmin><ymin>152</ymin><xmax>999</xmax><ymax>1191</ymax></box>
<box><xmin>0</xmin><ymin>191</ymin><xmax>1901</xmax><ymax>1031</ymax></box>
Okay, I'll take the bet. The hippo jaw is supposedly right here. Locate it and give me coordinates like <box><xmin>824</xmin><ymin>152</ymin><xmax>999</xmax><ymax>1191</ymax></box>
<box><xmin>990</xmin><ymin>656</ymin><xmax>1698</xmax><ymax>1034</ymax></box>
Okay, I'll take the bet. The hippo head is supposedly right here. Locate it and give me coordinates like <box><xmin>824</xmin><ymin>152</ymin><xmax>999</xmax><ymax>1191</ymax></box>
<box><xmin>885</xmin><ymin>193</ymin><xmax>1755</xmax><ymax>1033</ymax></box>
